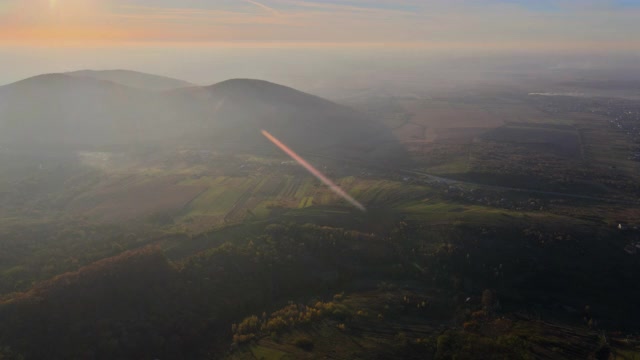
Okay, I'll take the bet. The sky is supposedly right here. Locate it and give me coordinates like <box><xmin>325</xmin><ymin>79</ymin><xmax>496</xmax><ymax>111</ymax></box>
<box><xmin>1</xmin><ymin>0</ymin><xmax>640</xmax><ymax>85</ymax></box>
<box><xmin>1</xmin><ymin>0</ymin><xmax>639</xmax><ymax>47</ymax></box>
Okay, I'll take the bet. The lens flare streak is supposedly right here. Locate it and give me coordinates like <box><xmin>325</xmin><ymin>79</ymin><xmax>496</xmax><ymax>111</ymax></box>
<box><xmin>261</xmin><ymin>130</ymin><xmax>366</xmax><ymax>212</ymax></box>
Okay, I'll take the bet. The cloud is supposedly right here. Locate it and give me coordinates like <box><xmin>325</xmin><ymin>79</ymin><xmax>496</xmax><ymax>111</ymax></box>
<box><xmin>270</xmin><ymin>0</ymin><xmax>417</xmax><ymax>14</ymax></box>
<box><xmin>244</xmin><ymin>0</ymin><xmax>281</xmax><ymax>16</ymax></box>
<box><xmin>0</xmin><ymin>0</ymin><xmax>639</xmax><ymax>50</ymax></box>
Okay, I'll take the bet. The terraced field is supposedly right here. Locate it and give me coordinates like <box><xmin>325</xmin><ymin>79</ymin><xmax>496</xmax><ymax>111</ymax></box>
<box><xmin>56</xmin><ymin>155</ymin><xmax>432</xmax><ymax>233</ymax></box>
<box><xmin>177</xmin><ymin>173</ymin><xmax>430</xmax><ymax>231</ymax></box>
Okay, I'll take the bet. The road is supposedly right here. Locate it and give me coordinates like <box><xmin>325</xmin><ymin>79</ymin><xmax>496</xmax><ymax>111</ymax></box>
<box><xmin>297</xmin><ymin>150</ymin><xmax>640</xmax><ymax>206</ymax></box>
<box><xmin>400</xmin><ymin>169</ymin><xmax>640</xmax><ymax>206</ymax></box>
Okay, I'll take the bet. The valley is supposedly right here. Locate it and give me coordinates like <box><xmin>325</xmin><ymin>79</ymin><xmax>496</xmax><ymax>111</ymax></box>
<box><xmin>0</xmin><ymin>71</ymin><xmax>640</xmax><ymax>359</ymax></box>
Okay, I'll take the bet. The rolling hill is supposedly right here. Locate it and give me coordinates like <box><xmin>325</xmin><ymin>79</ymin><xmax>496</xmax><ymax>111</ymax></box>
<box><xmin>0</xmin><ymin>72</ymin><xmax>407</xmax><ymax>165</ymax></box>
<box><xmin>178</xmin><ymin>78</ymin><xmax>409</xmax><ymax>164</ymax></box>
<box><xmin>0</xmin><ymin>73</ymin><xmax>188</xmax><ymax>148</ymax></box>
<box><xmin>66</xmin><ymin>69</ymin><xmax>194</xmax><ymax>91</ymax></box>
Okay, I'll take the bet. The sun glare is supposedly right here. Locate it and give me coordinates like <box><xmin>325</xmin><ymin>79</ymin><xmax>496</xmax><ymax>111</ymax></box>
<box><xmin>49</xmin><ymin>0</ymin><xmax>57</xmax><ymax>9</ymax></box>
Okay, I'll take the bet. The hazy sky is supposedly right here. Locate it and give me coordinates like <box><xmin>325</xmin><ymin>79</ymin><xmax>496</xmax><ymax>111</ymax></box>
<box><xmin>2</xmin><ymin>0</ymin><xmax>639</xmax><ymax>46</ymax></box>
<box><xmin>1</xmin><ymin>0</ymin><xmax>640</xmax><ymax>86</ymax></box>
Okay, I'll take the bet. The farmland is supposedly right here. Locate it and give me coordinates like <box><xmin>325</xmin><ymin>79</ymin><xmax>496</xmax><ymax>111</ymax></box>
<box><xmin>2</xmin><ymin>89</ymin><xmax>640</xmax><ymax>359</ymax></box>
<box><xmin>0</xmin><ymin>150</ymin><xmax>431</xmax><ymax>233</ymax></box>
<box><xmin>348</xmin><ymin>93</ymin><xmax>640</xmax><ymax>202</ymax></box>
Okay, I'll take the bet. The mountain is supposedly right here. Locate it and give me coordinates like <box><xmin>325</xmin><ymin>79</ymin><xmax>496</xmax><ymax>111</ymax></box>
<box><xmin>0</xmin><ymin>72</ymin><xmax>408</xmax><ymax>165</ymax></box>
<box><xmin>66</xmin><ymin>69</ymin><xmax>194</xmax><ymax>91</ymax></box>
<box><xmin>177</xmin><ymin>79</ymin><xmax>408</xmax><ymax>164</ymax></box>
<box><xmin>0</xmin><ymin>73</ymin><xmax>188</xmax><ymax>148</ymax></box>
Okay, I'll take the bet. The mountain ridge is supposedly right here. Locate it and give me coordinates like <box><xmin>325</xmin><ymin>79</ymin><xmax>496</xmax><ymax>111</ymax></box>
<box><xmin>66</xmin><ymin>69</ymin><xmax>194</xmax><ymax>91</ymax></box>
<box><xmin>0</xmin><ymin>71</ymin><xmax>408</xmax><ymax>166</ymax></box>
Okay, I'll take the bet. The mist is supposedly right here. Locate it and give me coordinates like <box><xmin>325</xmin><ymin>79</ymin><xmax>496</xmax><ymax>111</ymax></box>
<box><xmin>3</xmin><ymin>4</ymin><xmax>640</xmax><ymax>357</ymax></box>
<box><xmin>3</xmin><ymin>45</ymin><xmax>640</xmax><ymax>98</ymax></box>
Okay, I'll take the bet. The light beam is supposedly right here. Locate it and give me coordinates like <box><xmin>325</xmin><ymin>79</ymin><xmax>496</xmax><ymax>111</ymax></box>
<box><xmin>261</xmin><ymin>130</ymin><xmax>366</xmax><ymax>212</ymax></box>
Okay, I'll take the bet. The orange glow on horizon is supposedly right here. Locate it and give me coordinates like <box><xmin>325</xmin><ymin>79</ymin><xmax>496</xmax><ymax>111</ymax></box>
<box><xmin>0</xmin><ymin>26</ymin><xmax>147</xmax><ymax>45</ymax></box>
<box><xmin>3</xmin><ymin>33</ymin><xmax>639</xmax><ymax>52</ymax></box>
<box><xmin>1</xmin><ymin>1</ymin><xmax>639</xmax><ymax>51</ymax></box>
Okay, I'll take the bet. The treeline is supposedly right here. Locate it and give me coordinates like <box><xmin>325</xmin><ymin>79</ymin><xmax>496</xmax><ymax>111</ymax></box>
<box><xmin>0</xmin><ymin>223</ymin><xmax>406</xmax><ymax>359</ymax></box>
<box><xmin>1</xmin><ymin>220</ymin><xmax>639</xmax><ymax>359</ymax></box>
<box><xmin>0</xmin><ymin>220</ymin><xmax>157</xmax><ymax>295</ymax></box>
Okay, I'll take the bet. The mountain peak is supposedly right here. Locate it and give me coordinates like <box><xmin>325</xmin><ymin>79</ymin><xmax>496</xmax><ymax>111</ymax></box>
<box><xmin>207</xmin><ymin>78</ymin><xmax>301</xmax><ymax>95</ymax></box>
<box><xmin>0</xmin><ymin>73</ymin><xmax>408</xmax><ymax>166</ymax></box>
<box><xmin>66</xmin><ymin>69</ymin><xmax>193</xmax><ymax>91</ymax></box>
<box><xmin>212</xmin><ymin>78</ymin><xmax>287</xmax><ymax>88</ymax></box>
<box><xmin>206</xmin><ymin>78</ymin><xmax>333</xmax><ymax>109</ymax></box>
<box><xmin>7</xmin><ymin>73</ymin><xmax>73</xmax><ymax>86</ymax></box>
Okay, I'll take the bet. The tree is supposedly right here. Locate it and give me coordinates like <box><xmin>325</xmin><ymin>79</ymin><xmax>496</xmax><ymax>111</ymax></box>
<box><xmin>482</xmin><ymin>289</ymin><xmax>495</xmax><ymax>311</ymax></box>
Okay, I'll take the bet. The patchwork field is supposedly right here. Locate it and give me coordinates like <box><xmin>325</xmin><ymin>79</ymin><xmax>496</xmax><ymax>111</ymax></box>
<box><xmin>50</xmin><ymin>158</ymin><xmax>431</xmax><ymax>232</ymax></box>
<box><xmin>69</xmin><ymin>175</ymin><xmax>208</xmax><ymax>223</ymax></box>
<box><xmin>351</xmin><ymin>93</ymin><xmax>640</xmax><ymax>201</ymax></box>
<box><xmin>480</xmin><ymin>124</ymin><xmax>583</xmax><ymax>159</ymax></box>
